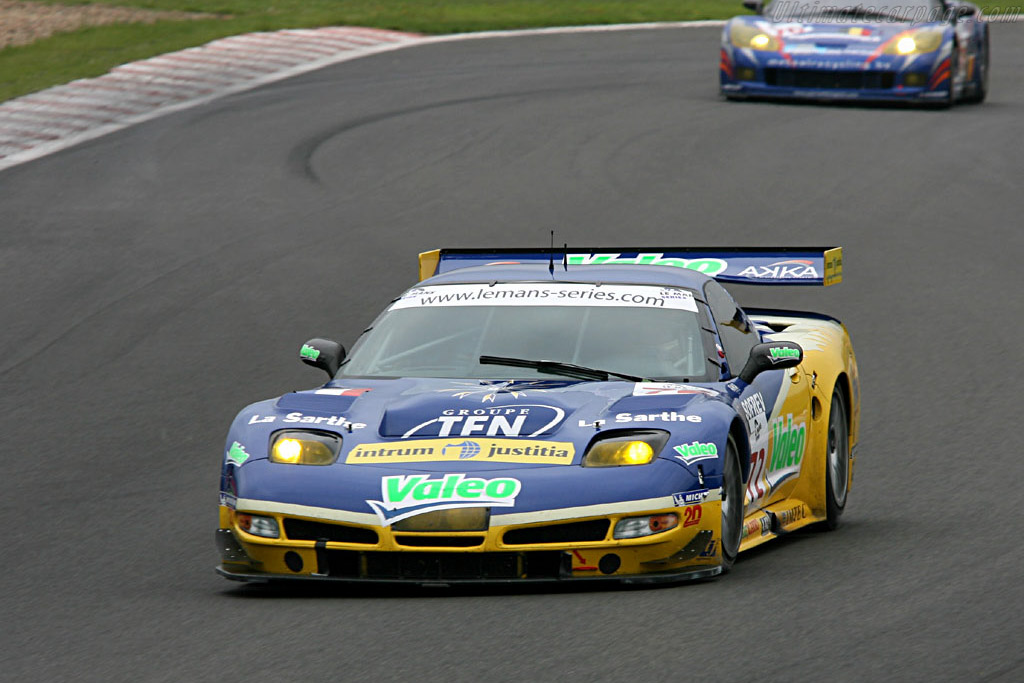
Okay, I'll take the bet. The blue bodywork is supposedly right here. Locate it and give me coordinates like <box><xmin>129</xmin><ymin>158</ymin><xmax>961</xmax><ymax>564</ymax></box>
<box><xmin>220</xmin><ymin>265</ymin><xmax>785</xmax><ymax>525</ymax></box>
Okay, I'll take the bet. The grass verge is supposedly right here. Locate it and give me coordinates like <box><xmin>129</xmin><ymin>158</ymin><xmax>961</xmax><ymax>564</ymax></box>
<box><xmin>0</xmin><ymin>1</ymin><xmax>743</xmax><ymax>102</ymax></box>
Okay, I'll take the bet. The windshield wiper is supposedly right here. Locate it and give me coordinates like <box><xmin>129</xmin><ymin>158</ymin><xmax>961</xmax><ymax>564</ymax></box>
<box><xmin>479</xmin><ymin>355</ymin><xmax>648</xmax><ymax>382</ymax></box>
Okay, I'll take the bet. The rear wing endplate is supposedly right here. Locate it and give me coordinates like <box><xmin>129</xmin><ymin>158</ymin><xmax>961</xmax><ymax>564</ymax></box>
<box><xmin>418</xmin><ymin>247</ymin><xmax>843</xmax><ymax>286</ymax></box>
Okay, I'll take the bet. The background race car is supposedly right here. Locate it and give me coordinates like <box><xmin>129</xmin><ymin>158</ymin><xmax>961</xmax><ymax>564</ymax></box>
<box><xmin>216</xmin><ymin>247</ymin><xmax>859</xmax><ymax>585</ymax></box>
<box><xmin>720</xmin><ymin>0</ymin><xmax>989</xmax><ymax>106</ymax></box>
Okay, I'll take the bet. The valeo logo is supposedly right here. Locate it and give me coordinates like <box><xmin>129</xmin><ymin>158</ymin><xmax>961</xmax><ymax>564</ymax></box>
<box><xmin>768</xmin><ymin>346</ymin><xmax>800</xmax><ymax>362</ymax></box>
<box><xmin>226</xmin><ymin>441</ymin><xmax>250</xmax><ymax>466</ymax></box>
<box><xmin>673</xmin><ymin>441</ymin><xmax>719</xmax><ymax>465</ymax></box>
<box><xmin>300</xmin><ymin>344</ymin><xmax>320</xmax><ymax>361</ymax></box>
<box><xmin>366</xmin><ymin>474</ymin><xmax>522</xmax><ymax>526</ymax></box>
<box><xmin>567</xmin><ymin>253</ymin><xmax>728</xmax><ymax>276</ymax></box>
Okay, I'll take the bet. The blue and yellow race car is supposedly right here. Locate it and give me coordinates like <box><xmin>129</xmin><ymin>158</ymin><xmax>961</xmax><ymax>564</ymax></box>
<box><xmin>720</xmin><ymin>0</ymin><xmax>989</xmax><ymax>105</ymax></box>
<box><xmin>216</xmin><ymin>247</ymin><xmax>860</xmax><ymax>584</ymax></box>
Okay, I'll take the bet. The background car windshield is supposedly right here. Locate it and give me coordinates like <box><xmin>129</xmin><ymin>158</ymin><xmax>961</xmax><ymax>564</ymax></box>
<box><xmin>341</xmin><ymin>298</ymin><xmax>712</xmax><ymax>381</ymax></box>
<box><xmin>766</xmin><ymin>0</ymin><xmax>943</xmax><ymax>22</ymax></box>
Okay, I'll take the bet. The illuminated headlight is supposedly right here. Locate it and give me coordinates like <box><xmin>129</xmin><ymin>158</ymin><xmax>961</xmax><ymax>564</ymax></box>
<box><xmin>583</xmin><ymin>430</ymin><xmax>668</xmax><ymax>467</ymax></box>
<box><xmin>730</xmin><ymin>24</ymin><xmax>780</xmax><ymax>51</ymax></box>
<box><xmin>270</xmin><ymin>430</ymin><xmax>341</xmax><ymax>465</ymax></box>
<box><xmin>885</xmin><ymin>30</ymin><xmax>943</xmax><ymax>55</ymax></box>
<box><xmin>237</xmin><ymin>513</ymin><xmax>280</xmax><ymax>538</ymax></box>
<box><xmin>613</xmin><ymin>514</ymin><xmax>679</xmax><ymax>539</ymax></box>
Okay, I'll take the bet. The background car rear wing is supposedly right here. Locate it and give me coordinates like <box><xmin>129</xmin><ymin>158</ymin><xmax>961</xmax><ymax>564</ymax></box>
<box><xmin>418</xmin><ymin>247</ymin><xmax>843</xmax><ymax>286</ymax></box>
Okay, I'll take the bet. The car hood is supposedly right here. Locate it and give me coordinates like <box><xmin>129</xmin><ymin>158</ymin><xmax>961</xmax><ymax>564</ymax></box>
<box><xmin>223</xmin><ymin>378</ymin><xmax>735</xmax><ymax>519</ymax></box>
<box><xmin>229</xmin><ymin>377</ymin><xmax>730</xmax><ymax>471</ymax></box>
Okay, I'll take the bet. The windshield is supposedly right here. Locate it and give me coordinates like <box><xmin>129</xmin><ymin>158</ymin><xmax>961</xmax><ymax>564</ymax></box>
<box><xmin>341</xmin><ymin>282</ymin><xmax>714</xmax><ymax>381</ymax></box>
<box><xmin>766</xmin><ymin>0</ymin><xmax>944</xmax><ymax>22</ymax></box>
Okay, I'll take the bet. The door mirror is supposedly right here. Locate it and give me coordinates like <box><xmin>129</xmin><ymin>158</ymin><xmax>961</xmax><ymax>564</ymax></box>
<box><xmin>738</xmin><ymin>341</ymin><xmax>803</xmax><ymax>384</ymax></box>
<box><xmin>299</xmin><ymin>338</ymin><xmax>345</xmax><ymax>378</ymax></box>
<box><xmin>743</xmin><ymin>0</ymin><xmax>765</xmax><ymax>14</ymax></box>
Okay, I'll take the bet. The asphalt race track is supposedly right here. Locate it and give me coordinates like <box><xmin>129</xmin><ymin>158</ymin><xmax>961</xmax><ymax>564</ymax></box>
<box><xmin>2</xmin><ymin>23</ymin><xmax>1022</xmax><ymax>683</ymax></box>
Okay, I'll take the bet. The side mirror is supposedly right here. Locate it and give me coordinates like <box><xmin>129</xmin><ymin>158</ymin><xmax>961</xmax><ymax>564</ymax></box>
<box><xmin>738</xmin><ymin>341</ymin><xmax>803</xmax><ymax>384</ymax></box>
<box><xmin>743</xmin><ymin>0</ymin><xmax>764</xmax><ymax>14</ymax></box>
<box><xmin>299</xmin><ymin>338</ymin><xmax>345</xmax><ymax>378</ymax></box>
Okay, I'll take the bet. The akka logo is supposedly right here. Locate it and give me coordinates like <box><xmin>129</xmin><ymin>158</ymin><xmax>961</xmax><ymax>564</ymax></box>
<box><xmin>401</xmin><ymin>404</ymin><xmax>565</xmax><ymax>438</ymax></box>
<box><xmin>567</xmin><ymin>253</ymin><xmax>728</xmax><ymax>276</ymax></box>
<box><xmin>366</xmin><ymin>474</ymin><xmax>522</xmax><ymax>526</ymax></box>
<box><xmin>738</xmin><ymin>260</ymin><xmax>819</xmax><ymax>280</ymax></box>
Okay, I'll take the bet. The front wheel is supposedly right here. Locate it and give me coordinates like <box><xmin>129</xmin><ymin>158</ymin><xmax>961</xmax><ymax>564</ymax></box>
<box><xmin>719</xmin><ymin>434</ymin><xmax>744</xmax><ymax>571</ymax></box>
<box><xmin>822</xmin><ymin>390</ymin><xmax>850</xmax><ymax>530</ymax></box>
<box><xmin>964</xmin><ymin>30</ymin><xmax>989</xmax><ymax>104</ymax></box>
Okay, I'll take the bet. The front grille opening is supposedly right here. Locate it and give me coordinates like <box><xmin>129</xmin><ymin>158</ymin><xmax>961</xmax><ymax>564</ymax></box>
<box><xmin>503</xmin><ymin>519</ymin><xmax>610</xmax><ymax>545</ymax></box>
<box><xmin>765</xmin><ymin>68</ymin><xmax>895</xmax><ymax>90</ymax></box>
<box><xmin>322</xmin><ymin>550</ymin><xmax>565</xmax><ymax>580</ymax></box>
<box><xmin>394</xmin><ymin>535</ymin><xmax>485</xmax><ymax>548</ymax></box>
<box><xmin>283</xmin><ymin>518</ymin><xmax>379</xmax><ymax>544</ymax></box>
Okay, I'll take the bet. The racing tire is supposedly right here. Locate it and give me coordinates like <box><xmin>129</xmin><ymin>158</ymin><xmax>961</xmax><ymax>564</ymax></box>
<box><xmin>963</xmin><ymin>30</ymin><xmax>989</xmax><ymax>105</ymax></box>
<box><xmin>822</xmin><ymin>390</ymin><xmax>850</xmax><ymax>530</ymax></box>
<box><xmin>719</xmin><ymin>434</ymin><xmax>744</xmax><ymax>571</ymax></box>
<box><xmin>930</xmin><ymin>42</ymin><xmax>958</xmax><ymax>109</ymax></box>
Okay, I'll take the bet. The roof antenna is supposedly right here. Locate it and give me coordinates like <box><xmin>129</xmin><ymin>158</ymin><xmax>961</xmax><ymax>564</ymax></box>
<box><xmin>563</xmin><ymin>242</ymin><xmax>568</xmax><ymax>271</ymax></box>
<box><xmin>548</xmin><ymin>230</ymin><xmax>555</xmax><ymax>276</ymax></box>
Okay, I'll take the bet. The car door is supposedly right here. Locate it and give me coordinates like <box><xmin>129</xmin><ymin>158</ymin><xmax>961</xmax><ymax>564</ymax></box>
<box><xmin>703</xmin><ymin>280</ymin><xmax>811</xmax><ymax>513</ymax></box>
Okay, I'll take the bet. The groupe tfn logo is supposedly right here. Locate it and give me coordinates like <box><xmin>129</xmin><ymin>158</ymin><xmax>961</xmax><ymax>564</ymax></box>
<box><xmin>402</xmin><ymin>405</ymin><xmax>564</xmax><ymax>438</ymax></box>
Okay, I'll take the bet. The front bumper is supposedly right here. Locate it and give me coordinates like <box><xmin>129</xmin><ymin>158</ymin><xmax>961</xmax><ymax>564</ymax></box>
<box><xmin>215</xmin><ymin>499</ymin><xmax>723</xmax><ymax>585</ymax></box>
<box><xmin>721</xmin><ymin>80</ymin><xmax>950</xmax><ymax>104</ymax></box>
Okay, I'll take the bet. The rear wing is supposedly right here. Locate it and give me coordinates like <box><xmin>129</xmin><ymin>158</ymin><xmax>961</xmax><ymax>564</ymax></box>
<box><xmin>418</xmin><ymin>247</ymin><xmax>843</xmax><ymax>286</ymax></box>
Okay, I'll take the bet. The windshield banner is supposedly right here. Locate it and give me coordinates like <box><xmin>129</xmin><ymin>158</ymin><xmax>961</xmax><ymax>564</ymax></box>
<box><xmin>390</xmin><ymin>283</ymin><xmax>698</xmax><ymax>312</ymax></box>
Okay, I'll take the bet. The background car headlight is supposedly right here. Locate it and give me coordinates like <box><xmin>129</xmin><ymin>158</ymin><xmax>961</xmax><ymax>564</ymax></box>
<box><xmin>884</xmin><ymin>30</ymin><xmax>944</xmax><ymax>55</ymax></box>
<box><xmin>730</xmin><ymin>23</ymin><xmax>780</xmax><ymax>51</ymax></box>
<box><xmin>270</xmin><ymin>430</ymin><xmax>341</xmax><ymax>465</ymax></box>
<box><xmin>583</xmin><ymin>430</ymin><xmax>669</xmax><ymax>467</ymax></box>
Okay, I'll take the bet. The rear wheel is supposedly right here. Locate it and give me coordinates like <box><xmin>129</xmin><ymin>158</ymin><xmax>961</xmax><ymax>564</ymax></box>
<box><xmin>822</xmin><ymin>390</ymin><xmax>850</xmax><ymax>530</ymax></box>
<box><xmin>720</xmin><ymin>434</ymin><xmax>744</xmax><ymax>570</ymax></box>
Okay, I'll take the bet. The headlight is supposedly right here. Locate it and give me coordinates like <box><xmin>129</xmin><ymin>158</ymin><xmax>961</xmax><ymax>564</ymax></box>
<box><xmin>269</xmin><ymin>430</ymin><xmax>341</xmax><ymax>465</ymax></box>
<box><xmin>236</xmin><ymin>513</ymin><xmax>280</xmax><ymax>538</ymax></box>
<box><xmin>613</xmin><ymin>514</ymin><xmax>679</xmax><ymax>539</ymax></box>
<box><xmin>884</xmin><ymin>30</ymin><xmax>944</xmax><ymax>55</ymax></box>
<box><xmin>730</xmin><ymin>23</ymin><xmax>780</xmax><ymax>51</ymax></box>
<box><xmin>583</xmin><ymin>430</ymin><xmax>669</xmax><ymax>467</ymax></box>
